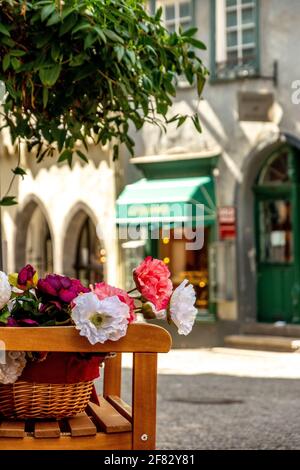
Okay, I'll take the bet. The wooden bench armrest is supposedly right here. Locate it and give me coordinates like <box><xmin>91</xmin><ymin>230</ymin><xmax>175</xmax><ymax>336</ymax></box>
<box><xmin>0</xmin><ymin>323</ymin><xmax>172</xmax><ymax>353</ymax></box>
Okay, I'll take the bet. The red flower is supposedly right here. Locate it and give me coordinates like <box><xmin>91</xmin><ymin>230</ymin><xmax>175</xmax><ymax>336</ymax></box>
<box><xmin>37</xmin><ymin>274</ymin><xmax>89</xmax><ymax>304</ymax></box>
<box><xmin>17</xmin><ymin>264</ymin><xmax>37</xmax><ymax>288</ymax></box>
<box><xmin>92</xmin><ymin>282</ymin><xmax>136</xmax><ymax>323</ymax></box>
<box><xmin>133</xmin><ymin>257</ymin><xmax>173</xmax><ymax>311</ymax></box>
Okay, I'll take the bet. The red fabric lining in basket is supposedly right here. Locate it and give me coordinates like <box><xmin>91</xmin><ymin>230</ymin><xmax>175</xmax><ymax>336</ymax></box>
<box><xmin>20</xmin><ymin>353</ymin><xmax>105</xmax><ymax>405</ymax></box>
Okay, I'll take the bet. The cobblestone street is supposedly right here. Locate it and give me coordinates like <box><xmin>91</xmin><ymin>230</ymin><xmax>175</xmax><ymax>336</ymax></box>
<box><xmin>120</xmin><ymin>349</ymin><xmax>300</xmax><ymax>450</ymax></box>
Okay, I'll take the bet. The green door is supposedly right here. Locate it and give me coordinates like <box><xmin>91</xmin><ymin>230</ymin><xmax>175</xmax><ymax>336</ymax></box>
<box><xmin>254</xmin><ymin>147</ymin><xmax>300</xmax><ymax>324</ymax></box>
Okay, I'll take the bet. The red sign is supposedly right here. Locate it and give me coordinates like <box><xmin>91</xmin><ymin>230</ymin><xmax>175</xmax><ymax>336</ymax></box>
<box><xmin>218</xmin><ymin>207</ymin><xmax>236</xmax><ymax>240</ymax></box>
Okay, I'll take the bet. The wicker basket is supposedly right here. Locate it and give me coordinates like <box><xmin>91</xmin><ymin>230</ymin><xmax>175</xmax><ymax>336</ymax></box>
<box><xmin>0</xmin><ymin>380</ymin><xmax>94</xmax><ymax>419</ymax></box>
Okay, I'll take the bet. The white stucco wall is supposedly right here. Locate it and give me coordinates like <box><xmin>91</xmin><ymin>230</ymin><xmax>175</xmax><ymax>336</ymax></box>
<box><xmin>0</xmin><ymin>141</ymin><xmax>118</xmax><ymax>285</ymax></box>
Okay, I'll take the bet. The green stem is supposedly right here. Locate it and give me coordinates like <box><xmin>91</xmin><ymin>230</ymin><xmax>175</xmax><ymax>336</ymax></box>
<box><xmin>127</xmin><ymin>287</ymin><xmax>137</xmax><ymax>294</ymax></box>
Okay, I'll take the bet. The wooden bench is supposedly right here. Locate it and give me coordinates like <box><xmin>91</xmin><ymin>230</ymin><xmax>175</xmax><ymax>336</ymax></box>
<box><xmin>0</xmin><ymin>323</ymin><xmax>172</xmax><ymax>450</ymax></box>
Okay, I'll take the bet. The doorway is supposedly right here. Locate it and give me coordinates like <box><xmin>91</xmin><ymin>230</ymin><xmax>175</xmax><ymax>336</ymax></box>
<box><xmin>254</xmin><ymin>146</ymin><xmax>300</xmax><ymax>323</ymax></box>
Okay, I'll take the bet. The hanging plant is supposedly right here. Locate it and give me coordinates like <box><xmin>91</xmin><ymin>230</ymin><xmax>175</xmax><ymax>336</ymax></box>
<box><xmin>0</xmin><ymin>0</ymin><xmax>208</xmax><ymax>202</ymax></box>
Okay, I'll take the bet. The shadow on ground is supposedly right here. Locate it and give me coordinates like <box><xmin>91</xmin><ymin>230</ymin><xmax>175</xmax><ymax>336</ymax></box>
<box><xmin>119</xmin><ymin>370</ymin><xmax>300</xmax><ymax>450</ymax></box>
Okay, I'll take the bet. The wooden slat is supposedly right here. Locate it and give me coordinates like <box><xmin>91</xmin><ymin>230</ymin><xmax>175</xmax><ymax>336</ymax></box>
<box><xmin>0</xmin><ymin>324</ymin><xmax>172</xmax><ymax>353</ymax></box>
<box><xmin>103</xmin><ymin>353</ymin><xmax>122</xmax><ymax>397</ymax></box>
<box><xmin>107</xmin><ymin>395</ymin><xmax>132</xmax><ymax>423</ymax></box>
<box><xmin>0</xmin><ymin>420</ymin><xmax>25</xmax><ymax>438</ymax></box>
<box><xmin>67</xmin><ymin>413</ymin><xmax>97</xmax><ymax>437</ymax></box>
<box><xmin>0</xmin><ymin>432</ymin><xmax>132</xmax><ymax>450</ymax></box>
<box><xmin>34</xmin><ymin>421</ymin><xmax>61</xmax><ymax>438</ymax></box>
<box><xmin>88</xmin><ymin>398</ymin><xmax>132</xmax><ymax>433</ymax></box>
<box><xmin>132</xmin><ymin>353</ymin><xmax>157</xmax><ymax>450</ymax></box>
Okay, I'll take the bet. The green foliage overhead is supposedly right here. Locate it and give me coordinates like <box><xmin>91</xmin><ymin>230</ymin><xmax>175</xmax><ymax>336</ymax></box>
<box><xmin>0</xmin><ymin>0</ymin><xmax>208</xmax><ymax>167</ymax></box>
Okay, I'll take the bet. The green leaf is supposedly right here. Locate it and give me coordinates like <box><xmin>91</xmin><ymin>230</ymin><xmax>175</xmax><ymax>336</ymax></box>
<box><xmin>84</xmin><ymin>32</ymin><xmax>97</xmax><ymax>50</ymax></box>
<box><xmin>58</xmin><ymin>149</ymin><xmax>73</xmax><ymax>168</ymax></box>
<box><xmin>39</xmin><ymin>63</ymin><xmax>61</xmax><ymax>86</ymax></box>
<box><xmin>46</xmin><ymin>11</ymin><xmax>61</xmax><ymax>26</ymax></box>
<box><xmin>11</xmin><ymin>57</ymin><xmax>21</xmax><ymax>70</ymax></box>
<box><xmin>94</xmin><ymin>26</ymin><xmax>106</xmax><ymax>43</ymax></box>
<box><xmin>114</xmin><ymin>45</ymin><xmax>125</xmax><ymax>62</ymax></box>
<box><xmin>43</xmin><ymin>87</ymin><xmax>49</xmax><ymax>108</ymax></box>
<box><xmin>12</xmin><ymin>166</ymin><xmax>27</xmax><ymax>179</ymax></box>
<box><xmin>177</xmin><ymin>115</ymin><xmax>187</xmax><ymax>128</ymax></box>
<box><xmin>10</xmin><ymin>50</ymin><xmax>26</xmax><ymax>57</ymax></box>
<box><xmin>155</xmin><ymin>7</ymin><xmax>163</xmax><ymax>21</ymax></box>
<box><xmin>76</xmin><ymin>150</ymin><xmax>88</xmax><ymax>163</ymax></box>
<box><xmin>182</xmin><ymin>27</ymin><xmax>198</xmax><ymax>37</ymax></box>
<box><xmin>0</xmin><ymin>196</ymin><xmax>17</xmax><ymax>206</ymax></box>
<box><xmin>157</xmin><ymin>101</ymin><xmax>168</xmax><ymax>116</ymax></box>
<box><xmin>72</xmin><ymin>21</ymin><xmax>91</xmax><ymax>35</ymax></box>
<box><xmin>126</xmin><ymin>50</ymin><xmax>136</xmax><ymax>65</ymax></box>
<box><xmin>0</xmin><ymin>310</ymin><xmax>10</xmax><ymax>324</ymax></box>
<box><xmin>51</xmin><ymin>43</ymin><xmax>61</xmax><ymax>61</ymax></box>
<box><xmin>3</xmin><ymin>54</ymin><xmax>10</xmax><ymax>72</ymax></box>
<box><xmin>59</xmin><ymin>13</ymin><xmax>78</xmax><ymax>36</ymax></box>
<box><xmin>0</xmin><ymin>23</ymin><xmax>10</xmax><ymax>37</ymax></box>
<box><xmin>197</xmin><ymin>75</ymin><xmax>206</xmax><ymax>96</ymax></box>
<box><xmin>192</xmin><ymin>114</ymin><xmax>202</xmax><ymax>133</ymax></box>
<box><xmin>69</xmin><ymin>53</ymin><xmax>86</xmax><ymax>67</ymax></box>
<box><xmin>186</xmin><ymin>37</ymin><xmax>207</xmax><ymax>50</ymax></box>
<box><xmin>61</xmin><ymin>7</ymin><xmax>75</xmax><ymax>20</ymax></box>
<box><xmin>103</xmin><ymin>29</ymin><xmax>124</xmax><ymax>44</ymax></box>
<box><xmin>142</xmin><ymin>76</ymin><xmax>152</xmax><ymax>92</ymax></box>
<box><xmin>41</xmin><ymin>4</ymin><xmax>56</xmax><ymax>22</ymax></box>
<box><xmin>1</xmin><ymin>36</ymin><xmax>15</xmax><ymax>47</ymax></box>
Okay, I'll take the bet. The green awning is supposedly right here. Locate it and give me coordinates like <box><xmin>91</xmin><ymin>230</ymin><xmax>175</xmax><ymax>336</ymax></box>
<box><xmin>116</xmin><ymin>177</ymin><xmax>216</xmax><ymax>226</ymax></box>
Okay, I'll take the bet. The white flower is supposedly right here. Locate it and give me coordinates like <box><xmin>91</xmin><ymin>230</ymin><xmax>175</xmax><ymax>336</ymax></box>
<box><xmin>72</xmin><ymin>292</ymin><xmax>130</xmax><ymax>345</ymax></box>
<box><xmin>0</xmin><ymin>271</ymin><xmax>11</xmax><ymax>309</ymax></box>
<box><xmin>0</xmin><ymin>351</ymin><xmax>26</xmax><ymax>384</ymax></box>
<box><xmin>169</xmin><ymin>279</ymin><xmax>197</xmax><ymax>335</ymax></box>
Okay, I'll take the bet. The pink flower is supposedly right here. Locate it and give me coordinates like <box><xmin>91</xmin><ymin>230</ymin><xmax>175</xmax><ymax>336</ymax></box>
<box><xmin>92</xmin><ymin>282</ymin><xmax>135</xmax><ymax>323</ymax></box>
<box><xmin>37</xmin><ymin>274</ymin><xmax>89</xmax><ymax>304</ymax></box>
<box><xmin>133</xmin><ymin>257</ymin><xmax>173</xmax><ymax>311</ymax></box>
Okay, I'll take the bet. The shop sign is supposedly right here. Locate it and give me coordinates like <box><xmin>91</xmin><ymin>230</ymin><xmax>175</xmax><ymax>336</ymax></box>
<box><xmin>218</xmin><ymin>207</ymin><xmax>236</xmax><ymax>240</ymax></box>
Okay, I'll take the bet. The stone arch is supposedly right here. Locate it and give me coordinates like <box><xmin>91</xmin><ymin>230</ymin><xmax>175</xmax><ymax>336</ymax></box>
<box><xmin>62</xmin><ymin>202</ymin><xmax>105</xmax><ymax>284</ymax></box>
<box><xmin>15</xmin><ymin>194</ymin><xmax>54</xmax><ymax>274</ymax></box>
<box><xmin>235</xmin><ymin>132</ymin><xmax>300</xmax><ymax>323</ymax></box>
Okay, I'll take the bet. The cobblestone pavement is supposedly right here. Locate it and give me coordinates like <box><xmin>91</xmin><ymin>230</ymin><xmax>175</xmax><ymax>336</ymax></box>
<box><xmin>119</xmin><ymin>348</ymin><xmax>300</xmax><ymax>450</ymax></box>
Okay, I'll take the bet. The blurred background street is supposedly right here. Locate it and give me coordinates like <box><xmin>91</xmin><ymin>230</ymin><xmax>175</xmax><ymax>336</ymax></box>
<box><xmin>120</xmin><ymin>348</ymin><xmax>300</xmax><ymax>450</ymax></box>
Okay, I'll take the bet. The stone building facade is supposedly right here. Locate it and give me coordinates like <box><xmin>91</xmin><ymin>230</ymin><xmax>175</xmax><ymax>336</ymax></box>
<box><xmin>117</xmin><ymin>0</ymin><xmax>300</xmax><ymax>344</ymax></box>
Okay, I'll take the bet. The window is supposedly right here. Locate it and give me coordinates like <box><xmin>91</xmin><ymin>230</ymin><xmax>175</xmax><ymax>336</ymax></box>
<box><xmin>213</xmin><ymin>0</ymin><xmax>259</xmax><ymax>80</ymax></box>
<box><xmin>75</xmin><ymin>217</ymin><xmax>104</xmax><ymax>285</ymax></box>
<box><xmin>159</xmin><ymin>227</ymin><xmax>210</xmax><ymax>313</ymax></box>
<box><xmin>256</xmin><ymin>148</ymin><xmax>293</xmax><ymax>264</ymax></box>
<box><xmin>258</xmin><ymin>149</ymin><xmax>290</xmax><ymax>185</ymax></box>
<box><xmin>157</xmin><ymin>0</ymin><xmax>193</xmax><ymax>33</ymax></box>
<box><xmin>259</xmin><ymin>200</ymin><xmax>293</xmax><ymax>264</ymax></box>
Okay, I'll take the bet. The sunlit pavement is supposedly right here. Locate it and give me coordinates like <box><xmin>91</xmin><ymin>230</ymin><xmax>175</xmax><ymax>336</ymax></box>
<box><xmin>121</xmin><ymin>349</ymin><xmax>300</xmax><ymax>449</ymax></box>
